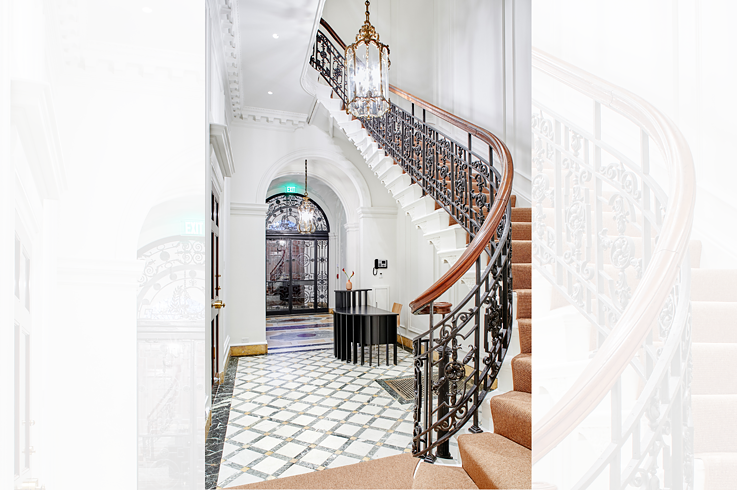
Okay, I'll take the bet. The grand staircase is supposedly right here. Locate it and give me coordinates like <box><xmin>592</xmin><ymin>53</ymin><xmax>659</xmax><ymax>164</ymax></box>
<box><xmin>231</xmin><ymin>17</ymin><xmax>531</xmax><ymax>490</ymax></box>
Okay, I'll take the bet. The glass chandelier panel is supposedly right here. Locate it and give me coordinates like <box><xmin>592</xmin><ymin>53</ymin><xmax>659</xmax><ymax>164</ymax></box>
<box><xmin>345</xmin><ymin>0</ymin><xmax>390</xmax><ymax>118</ymax></box>
<box><xmin>297</xmin><ymin>159</ymin><xmax>317</xmax><ymax>234</ymax></box>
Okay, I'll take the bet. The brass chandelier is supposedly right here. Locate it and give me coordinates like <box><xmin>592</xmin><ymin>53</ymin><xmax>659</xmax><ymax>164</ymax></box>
<box><xmin>297</xmin><ymin>159</ymin><xmax>316</xmax><ymax>234</ymax></box>
<box><xmin>345</xmin><ymin>0</ymin><xmax>390</xmax><ymax>118</ymax></box>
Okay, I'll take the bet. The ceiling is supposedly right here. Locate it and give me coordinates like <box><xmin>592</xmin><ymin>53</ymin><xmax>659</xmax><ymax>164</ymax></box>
<box><xmin>236</xmin><ymin>0</ymin><xmax>322</xmax><ymax>115</ymax></box>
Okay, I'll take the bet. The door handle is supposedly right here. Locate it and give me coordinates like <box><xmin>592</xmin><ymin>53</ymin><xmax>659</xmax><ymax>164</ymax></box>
<box><xmin>212</xmin><ymin>300</ymin><xmax>225</xmax><ymax>309</ymax></box>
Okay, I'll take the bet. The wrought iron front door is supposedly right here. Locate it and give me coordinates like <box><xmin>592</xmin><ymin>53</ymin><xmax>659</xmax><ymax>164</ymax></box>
<box><xmin>266</xmin><ymin>236</ymin><xmax>328</xmax><ymax>315</ymax></box>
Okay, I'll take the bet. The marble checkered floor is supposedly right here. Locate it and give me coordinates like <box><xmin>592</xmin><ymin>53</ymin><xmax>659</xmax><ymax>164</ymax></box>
<box><xmin>214</xmin><ymin>348</ymin><xmax>434</xmax><ymax>488</ymax></box>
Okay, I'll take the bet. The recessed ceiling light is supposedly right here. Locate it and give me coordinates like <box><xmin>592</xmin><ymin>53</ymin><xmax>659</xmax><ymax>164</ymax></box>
<box><xmin>142</xmin><ymin>6</ymin><xmax>153</xmax><ymax>13</ymax></box>
<box><xmin>267</xmin><ymin>91</ymin><xmax>273</xmax><ymax>95</ymax></box>
<box><xmin>272</xmin><ymin>33</ymin><xmax>279</xmax><ymax>39</ymax></box>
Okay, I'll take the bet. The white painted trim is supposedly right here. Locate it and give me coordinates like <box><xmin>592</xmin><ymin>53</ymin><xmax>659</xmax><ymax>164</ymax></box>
<box><xmin>210</xmin><ymin>148</ymin><xmax>224</xmax><ymax>196</ymax></box>
<box><xmin>210</xmin><ymin>123</ymin><xmax>235</xmax><ymax>177</ymax></box>
<box><xmin>231</xmin><ymin>202</ymin><xmax>269</xmax><ymax>217</ymax></box>
<box><xmin>11</xmin><ymin>80</ymin><xmax>66</xmax><ymax>200</ymax></box>
<box><xmin>357</xmin><ymin>206</ymin><xmax>399</xmax><ymax>219</ymax></box>
<box><xmin>344</xmin><ymin>222</ymin><xmax>359</xmax><ymax>233</ymax></box>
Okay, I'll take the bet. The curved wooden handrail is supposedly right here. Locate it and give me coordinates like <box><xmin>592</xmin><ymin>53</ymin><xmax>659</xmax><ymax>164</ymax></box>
<box><xmin>317</xmin><ymin>19</ymin><xmax>515</xmax><ymax>314</ymax></box>
<box><xmin>531</xmin><ymin>49</ymin><xmax>696</xmax><ymax>461</ymax></box>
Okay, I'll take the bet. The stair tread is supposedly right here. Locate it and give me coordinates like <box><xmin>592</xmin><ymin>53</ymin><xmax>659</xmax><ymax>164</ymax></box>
<box><xmin>511</xmin><ymin>222</ymin><xmax>532</xmax><ymax>240</ymax></box>
<box><xmin>516</xmin><ymin>289</ymin><xmax>532</xmax><ymax>320</ymax></box>
<box><xmin>511</xmin><ymin>207</ymin><xmax>531</xmax><ymax>222</ymax></box>
<box><xmin>512</xmin><ymin>240</ymin><xmax>532</xmax><ymax>264</ymax></box>
<box><xmin>691</xmin><ymin>269</ymin><xmax>737</xmax><ymax>302</ymax></box>
<box><xmin>692</xmin><ymin>302</ymin><xmax>737</xmax><ymax>343</ymax></box>
<box><xmin>512</xmin><ymin>263</ymin><xmax>532</xmax><ymax>289</ymax></box>
<box><xmin>457</xmin><ymin>432</ymin><xmax>531</xmax><ymax>490</ymax></box>
<box><xmin>693</xmin><ymin>394</ymin><xmax>737</xmax><ymax>453</ymax></box>
<box><xmin>518</xmin><ymin>319</ymin><xmax>532</xmax><ymax>354</ymax></box>
<box><xmin>490</xmin><ymin>391</ymin><xmax>532</xmax><ymax>450</ymax></box>
<box><xmin>693</xmin><ymin>344</ymin><xmax>737</xmax><ymax>395</ymax></box>
<box><xmin>512</xmin><ymin>353</ymin><xmax>532</xmax><ymax>394</ymax></box>
<box><xmin>694</xmin><ymin>452</ymin><xmax>737</xmax><ymax>490</ymax></box>
<box><xmin>412</xmin><ymin>463</ymin><xmax>478</xmax><ymax>489</ymax></box>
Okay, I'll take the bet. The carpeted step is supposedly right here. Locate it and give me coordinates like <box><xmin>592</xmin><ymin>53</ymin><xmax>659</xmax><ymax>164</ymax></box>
<box><xmin>511</xmin><ymin>207</ymin><xmax>531</xmax><ymax>223</ymax></box>
<box><xmin>457</xmin><ymin>432</ymin><xmax>531</xmax><ymax>490</ymax></box>
<box><xmin>516</xmin><ymin>289</ymin><xmax>531</xmax><ymax>319</ymax></box>
<box><xmin>693</xmin><ymin>395</ymin><xmax>737</xmax><ymax>453</ymax></box>
<box><xmin>691</xmin><ymin>269</ymin><xmax>737</xmax><ymax>302</ymax></box>
<box><xmin>412</xmin><ymin>463</ymin><xmax>478</xmax><ymax>489</ymax></box>
<box><xmin>692</xmin><ymin>302</ymin><xmax>737</xmax><ymax>343</ymax></box>
<box><xmin>518</xmin><ymin>319</ymin><xmax>532</xmax><ymax>354</ymax></box>
<box><xmin>512</xmin><ymin>240</ymin><xmax>531</xmax><ymax>264</ymax></box>
<box><xmin>511</xmin><ymin>194</ymin><xmax>517</xmax><ymax>207</ymax></box>
<box><xmin>693</xmin><ymin>344</ymin><xmax>737</xmax><ymax>395</ymax></box>
<box><xmin>231</xmin><ymin>453</ymin><xmax>419</xmax><ymax>489</ymax></box>
<box><xmin>512</xmin><ymin>263</ymin><xmax>531</xmax><ymax>289</ymax></box>
<box><xmin>511</xmin><ymin>222</ymin><xmax>531</xmax><ymax>240</ymax></box>
<box><xmin>490</xmin><ymin>391</ymin><xmax>532</xmax><ymax>450</ymax></box>
<box><xmin>695</xmin><ymin>452</ymin><xmax>737</xmax><ymax>490</ymax></box>
<box><xmin>512</xmin><ymin>353</ymin><xmax>531</xmax><ymax>393</ymax></box>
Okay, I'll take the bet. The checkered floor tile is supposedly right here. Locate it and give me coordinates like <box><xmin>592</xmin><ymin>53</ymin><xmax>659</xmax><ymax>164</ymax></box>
<box><xmin>215</xmin><ymin>348</ymin><xmax>424</xmax><ymax>488</ymax></box>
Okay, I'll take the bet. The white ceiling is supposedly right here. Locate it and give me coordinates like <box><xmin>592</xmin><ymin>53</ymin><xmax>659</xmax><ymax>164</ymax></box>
<box><xmin>236</xmin><ymin>0</ymin><xmax>322</xmax><ymax>115</ymax></box>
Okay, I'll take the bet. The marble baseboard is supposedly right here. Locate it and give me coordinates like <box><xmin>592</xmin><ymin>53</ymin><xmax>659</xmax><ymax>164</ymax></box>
<box><xmin>230</xmin><ymin>344</ymin><xmax>268</xmax><ymax>357</ymax></box>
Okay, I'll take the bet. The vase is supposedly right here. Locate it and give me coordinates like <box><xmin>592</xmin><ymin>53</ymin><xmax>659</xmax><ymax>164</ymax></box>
<box><xmin>346</xmin><ymin>280</ymin><xmax>353</xmax><ymax>290</ymax></box>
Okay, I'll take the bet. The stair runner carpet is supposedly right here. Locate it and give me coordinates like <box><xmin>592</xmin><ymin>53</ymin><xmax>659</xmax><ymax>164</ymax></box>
<box><xmin>691</xmin><ymin>264</ymin><xmax>737</xmax><ymax>490</ymax></box>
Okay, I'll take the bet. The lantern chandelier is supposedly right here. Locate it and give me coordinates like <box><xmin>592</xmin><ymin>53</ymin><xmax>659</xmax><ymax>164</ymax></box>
<box><xmin>345</xmin><ymin>0</ymin><xmax>391</xmax><ymax>118</ymax></box>
<box><xmin>297</xmin><ymin>159</ymin><xmax>317</xmax><ymax>234</ymax></box>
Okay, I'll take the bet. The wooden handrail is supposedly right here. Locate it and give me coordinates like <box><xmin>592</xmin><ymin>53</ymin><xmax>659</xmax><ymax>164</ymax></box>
<box><xmin>317</xmin><ymin>19</ymin><xmax>514</xmax><ymax>314</ymax></box>
<box><xmin>531</xmin><ymin>49</ymin><xmax>696</xmax><ymax>461</ymax></box>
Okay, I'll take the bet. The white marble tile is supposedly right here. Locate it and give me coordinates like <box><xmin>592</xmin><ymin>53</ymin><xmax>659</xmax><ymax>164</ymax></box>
<box><xmin>251</xmin><ymin>436</ymin><xmax>283</xmax><ymax>452</ymax></box>
<box><xmin>251</xmin><ymin>456</ymin><xmax>288</xmax><ymax>475</ymax></box>
<box><xmin>344</xmin><ymin>440</ymin><xmax>374</xmax><ymax>457</ymax></box>
<box><xmin>320</xmin><ymin>435</ymin><xmax>349</xmax><ymax>450</ymax></box>
<box><xmin>227</xmin><ymin>448</ymin><xmax>262</xmax><ymax>467</ymax></box>
<box><xmin>300</xmin><ymin>449</ymin><xmax>332</xmax><ymax>466</ymax></box>
<box><xmin>278</xmin><ymin>463</ymin><xmax>313</xmax><ymax>478</ymax></box>
<box><xmin>295</xmin><ymin>430</ymin><xmax>323</xmax><ymax>444</ymax></box>
<box><xmin>276</xmin><ymin>442</ymin><xmax>308</xmax><ymax>458</ymax></box>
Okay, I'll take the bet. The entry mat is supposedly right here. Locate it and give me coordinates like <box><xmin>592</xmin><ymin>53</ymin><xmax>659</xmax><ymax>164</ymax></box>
<box><xmin>376</xmin><ymin>375</ymin><xmax>497</xmax><ymax>405</ymax></box>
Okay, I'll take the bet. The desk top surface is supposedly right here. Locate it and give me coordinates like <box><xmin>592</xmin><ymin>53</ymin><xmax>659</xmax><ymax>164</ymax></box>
<box><xmin>333</xmin><ymin>306</ymin><xmax>397</xmax><ymax>317</ymax></box>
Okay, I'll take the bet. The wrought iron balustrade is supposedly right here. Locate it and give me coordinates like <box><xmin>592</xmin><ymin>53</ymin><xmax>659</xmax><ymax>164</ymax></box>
<box><xmin>531</xmin><ymin>50</ymin><xmax>695</xmax><ymax>489</ymax></box>
<box><xmin>311</xmin><ymin>20</ymin><xmax>514</xmax><ymax>461</ymax></box>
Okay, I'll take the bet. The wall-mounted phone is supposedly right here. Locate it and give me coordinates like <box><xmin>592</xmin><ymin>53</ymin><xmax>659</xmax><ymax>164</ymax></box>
<box><xmin>373</xmin><ymin>259</ymin><xmax>388</xmax><ymax>276</ymax></box>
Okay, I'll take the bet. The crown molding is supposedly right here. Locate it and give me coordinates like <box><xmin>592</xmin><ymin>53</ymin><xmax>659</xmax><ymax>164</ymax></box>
<box><xmin>210</xmin><ymin>123</ymin><xmax>235</xmax><ymax>177</ymax></box>
<box><xmin>231</xmin><ymin>106</ymin><xmax>308</xmax><ymax>132</ymax></box>
<box><xmin>231</xmin><ymin>202</ymin><xmax>269</xmax><ymax>216</ymax></box>
<box><xmin>215</xmin><ymin>0</ymin><xmax>244</xmax><ymax>119</ymax></box>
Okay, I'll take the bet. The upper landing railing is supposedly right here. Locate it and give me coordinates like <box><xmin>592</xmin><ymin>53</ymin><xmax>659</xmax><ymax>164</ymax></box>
<box><xmin>311</xmin><ymin>19</ymin><xmax>514</xmax><ymax>461</ymax></box>
<box><xmin>531</xmin><ymin>49</ymin><xmax>695</xmax><ymax>489</ymax></box>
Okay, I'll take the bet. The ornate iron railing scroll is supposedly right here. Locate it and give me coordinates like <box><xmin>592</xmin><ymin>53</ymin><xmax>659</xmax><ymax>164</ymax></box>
<box><xmin>311</xmin><ymin>20</ymin><xmax>514</xmax><ymax>461</ymax></box>
<box><xmin>532</xmin><ymin>49</ymin><xmax>695</xmax><ymax>489</ymax></box>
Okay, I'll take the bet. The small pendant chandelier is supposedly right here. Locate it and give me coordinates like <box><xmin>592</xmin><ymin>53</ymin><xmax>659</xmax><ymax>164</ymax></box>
<box><xmin>345</xmin><ymin>0</ymin><xmax>390</xmax><ymax>118</ymax></box>
<box><xmin>297</xmin><ymin>159</ymin><xmax>316</xmax><ymax>234</ymax></box>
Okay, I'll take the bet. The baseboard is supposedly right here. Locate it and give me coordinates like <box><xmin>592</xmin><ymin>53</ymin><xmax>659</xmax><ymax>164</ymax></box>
<box><xmin>230</xmin><ymin>343</ymin><xmax>268</xmax><ymax>357</ymax></box>
<box><xmin>396</xmin><ymin>333</ymin><xmax>413</xmax><ymax>351</ymax></box>
<box><xmin>205</xmin><ymin>409</ymin><xmax>212</xmax><ymax>440</ymax></box>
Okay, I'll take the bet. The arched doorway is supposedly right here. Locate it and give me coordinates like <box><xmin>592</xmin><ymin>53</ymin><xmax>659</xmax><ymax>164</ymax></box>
<box><xmin>265</xmin><ymin>193</ymin><xmax>329</xmax><ymax>316</ymax></box>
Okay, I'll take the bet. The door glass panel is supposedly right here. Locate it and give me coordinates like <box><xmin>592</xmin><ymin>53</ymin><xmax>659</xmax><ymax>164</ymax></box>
<box><xmin>266</xmin><ymin>239</ymin><xmax>290</xmax><ymax>312</ymax></box>
<box><xmin>316</xmin><ymin>239</ymin><xmax>329</xmax><ymax>309</ymax></box>
<box><xmin>290</xmin><ymin>240</ymin><xmax>315</xmax><ymax>311</ymax></box>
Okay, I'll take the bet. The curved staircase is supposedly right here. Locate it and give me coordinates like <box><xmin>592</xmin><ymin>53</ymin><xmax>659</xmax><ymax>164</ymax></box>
<box><xmin>232</xmin><ymin>17</ymin><xmax>530</xmax><ymax>490</ymax></box>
